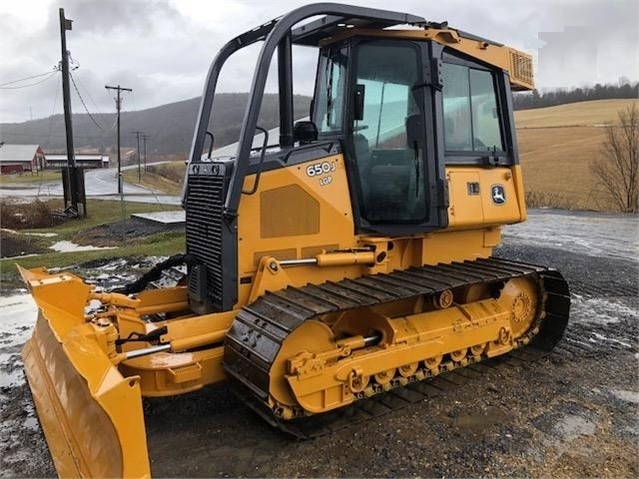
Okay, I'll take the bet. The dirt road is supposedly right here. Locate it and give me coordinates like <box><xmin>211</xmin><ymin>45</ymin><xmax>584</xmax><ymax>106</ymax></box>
<box><xmin>1</xmin><ymin>210</ymin><xmax>637</xmax><ymax>478</ymax></box>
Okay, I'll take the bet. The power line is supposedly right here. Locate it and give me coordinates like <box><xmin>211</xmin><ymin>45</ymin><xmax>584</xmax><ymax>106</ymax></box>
<box><xmin>70</xmin><ymin>71</ymin><xmax>109</xmax><ymax>131</ymax></box>
<box><xmin>45</xmin><ymin>75</ymin><xmax>62</xmax><ymax>144</ymax></box>
<box><xmin>71</xmin><ymin>70</ymin><xmax>101</xmax><ymax>113</ymax></box>
<box><xmin>0</xmin><ymin>70</ymin><xmax>59</xmax><ymax>90</ymax></box>
<box><xmin>0</xmin><ymin>69</ymin><xmax>60</xmax><ymax>87</ymax></box>
<box><xmin>2</xmin><ymin>132</ymin><xmax>116</xmax><ymax>140</ymax></box>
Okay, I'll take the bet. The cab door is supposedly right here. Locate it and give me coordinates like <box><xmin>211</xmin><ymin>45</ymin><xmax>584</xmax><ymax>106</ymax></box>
<box><xmin>347</xmin><ymin>39</ymin><xmax>446</xmax><ymax>234</ymax></box>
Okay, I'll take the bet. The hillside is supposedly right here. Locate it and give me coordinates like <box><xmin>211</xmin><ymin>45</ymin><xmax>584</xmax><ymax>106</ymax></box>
<box><xmin>515</xmin><ymin>99</ymin><xmax>638</xmax><ymax>211</ymax></box>
<box><xmin>515</xmin><ymin>98</ymin><xmax>639</xmax><ymax>128</ymax></box>
<box><xmin>0</xmin><ymin>93</ymin><xmax>311</xmax><ymax>157</ymax></box>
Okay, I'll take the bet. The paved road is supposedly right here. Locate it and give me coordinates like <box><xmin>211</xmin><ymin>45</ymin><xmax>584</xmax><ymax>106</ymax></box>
<box><xmin>0</xmin><ymin>164</ymin><xmax>181</xmax><ymax>205</ymax></box>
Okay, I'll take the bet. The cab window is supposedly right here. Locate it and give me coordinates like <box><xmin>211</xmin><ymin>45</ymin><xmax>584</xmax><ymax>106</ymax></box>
<box><xmin>315</xmin><ymin>47</ymin><xmax>348</xmax><ymax>134</ymax></box>
<box><xmin>351</xmin><ymin>41</ymin><xmax>427</xmax><ymax>224</ymax></box>
<box><xmin>442</xmin><ymin>63</ymin><xmax>504</xmax><ymax>152</ymax></box>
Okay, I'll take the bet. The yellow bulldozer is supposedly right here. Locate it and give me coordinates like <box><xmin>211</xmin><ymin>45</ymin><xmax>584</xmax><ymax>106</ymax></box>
<box><xmin>19</xmin><ymin>4</ymin><xmax>570</xmax><ymax>477</ymax></box>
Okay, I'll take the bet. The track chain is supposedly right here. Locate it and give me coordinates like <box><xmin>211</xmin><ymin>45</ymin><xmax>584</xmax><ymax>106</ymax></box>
<box><xmin>224</xmin><ymin>257</ymin><xmax>570</xmax><ymax>437</ymax></box>
<box><xmin>232</xmin><ymin>346</ymin><xmax>549</xmax><ymax>439</ymax></box>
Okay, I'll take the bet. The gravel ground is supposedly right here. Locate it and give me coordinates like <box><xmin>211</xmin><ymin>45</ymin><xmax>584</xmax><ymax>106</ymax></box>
<box><xmin>0</xmin><ymin>209</ymin><xmax>637</xmax><ymax>478</ymax></box>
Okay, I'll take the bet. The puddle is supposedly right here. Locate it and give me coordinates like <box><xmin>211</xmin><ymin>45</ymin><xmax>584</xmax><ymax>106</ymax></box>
<box><xmin>0</xmin><ymin>351</ymin><xmax>24</xmax><ymax>388</ymax></box>
<box><xmin>553</xmin><ymin>414</ymin><xmax>597</xmax><ymax>440</ymax></box>
<box><xmin>451</xmin><ymin>406</ymin><xmax>507</xmax><ymax>430</ymax></box>
<box><xmin>532</xmin><ymin>401</ymin><xmax>599</xmax><ymax>441</ymax></box>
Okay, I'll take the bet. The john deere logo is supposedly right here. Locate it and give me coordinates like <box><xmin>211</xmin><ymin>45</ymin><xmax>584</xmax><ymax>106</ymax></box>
<box><xmin>491</xmin><ymin>184</ymin><xmax>506</xmax><ymax>205</ymax></box>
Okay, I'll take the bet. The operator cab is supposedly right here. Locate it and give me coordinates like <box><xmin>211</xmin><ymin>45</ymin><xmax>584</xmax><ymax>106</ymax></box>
<box><xmin>310</xmin><ymin>34</ymin><xmax>514</xmax><ymax>234</ymax></box>
<box><xmin>313</xmin><ymin>39</ymin><xmax>435</xmax><ymax>232</ymax></box>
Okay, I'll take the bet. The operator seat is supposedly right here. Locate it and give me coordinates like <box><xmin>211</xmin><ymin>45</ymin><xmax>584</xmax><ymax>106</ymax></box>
<box><xmin>365</xmin><ymin>115</ymin><xmax>420</xmax><ymax>221</ymax></box>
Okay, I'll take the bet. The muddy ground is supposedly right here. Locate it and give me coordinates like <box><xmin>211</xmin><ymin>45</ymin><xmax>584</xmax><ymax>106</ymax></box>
<box><xmin>0</xmin><ymin>235</ymin><xmax>46</xmax><ymax>258</ymax></box>
<box><xmin>0</xmin><ymin>210</ymin><xmax>637</xmax><ymax>478</ymax></box>
<box><xmin>0</xmin><ymin>217</ymin><xmax>175</xmax><ymax>259</ymax></box>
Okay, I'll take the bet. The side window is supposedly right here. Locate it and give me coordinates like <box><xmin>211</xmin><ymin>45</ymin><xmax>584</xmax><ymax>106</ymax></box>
<box><xmin>470</xmin><ymin>69</ymin><xmax>502</xmax><ymax>151</ymax></box>
<box><xmin>315</xmin><ymin>47</ymin><xmax>347</xmax><ymax>134</ymax></box>
<box><xmin>442</xmin><ymin>63</ymin><xmax>504</xmax><ymax>152</ymax></box>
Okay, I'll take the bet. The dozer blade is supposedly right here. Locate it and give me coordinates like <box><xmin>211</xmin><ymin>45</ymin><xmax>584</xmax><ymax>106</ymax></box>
<box><xmin>18</xmin><ymin>266</ymin><xmax>151</xmax><ymax>478</ymax></box>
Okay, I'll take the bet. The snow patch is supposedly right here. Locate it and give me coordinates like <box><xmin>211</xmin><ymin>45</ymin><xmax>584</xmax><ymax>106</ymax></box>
<box><xmin>24</xmin><ymin>232</ymin><xmax>58</xmax><ymax>238</ymax></box>
<box><xmin>610</xmin><ymin>389</ymin><xmax>639</xmax><ymax>404</ymax></box>
<box><xmin>0</xmin><ymin>295</ymin><xmax>38</xmax><ymax>346</ymax></box>
<box><xmin>50</xmin><ymin>241</ymin><xmax>115</xmax><ymax>253</ymax></box>
<box><xmin>504</xmin><ymin>211</ymin><xmax>639</xmax><ymax>261</ymax></box>
<box><xmin>591</xmin><ymin>332</ymin><xmax>633</xmax><ymax>348</ymax></box>
<box><xmin>571</xmin><ymin>295</ymin><xmax>638</xmax><ymax>325</ymax></box>
<box><xmin>1</xmin><ymin>228</ymin><xmax>57</xmax><ymax>237</ymax></box>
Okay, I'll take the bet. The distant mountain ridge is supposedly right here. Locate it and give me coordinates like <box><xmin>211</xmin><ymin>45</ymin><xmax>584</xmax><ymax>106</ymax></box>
<box><xmin>0</xmin><ymin>93</ymin><xmax>311</xmax><ymax>157</ymax></box>
<box><xmin>3</xmin><ymin>82</ymin><xmax>636</xmax><ymax>156</ymax></box>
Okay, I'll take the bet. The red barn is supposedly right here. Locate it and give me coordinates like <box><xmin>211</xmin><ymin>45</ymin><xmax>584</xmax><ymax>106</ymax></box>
<box><xmin>0</xmin><ymin>144</ymin><xmax>45</xmax><ymax>174</ymax></box>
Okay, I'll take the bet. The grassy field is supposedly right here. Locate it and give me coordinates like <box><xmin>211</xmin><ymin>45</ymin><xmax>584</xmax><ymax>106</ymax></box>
<box><xmin>515</xmin><ymin>99</ymin><xmax>639</xmax><ymax>211</ymax></box>
<box><xmin>0</xmin><ymin>170</ymin><xmax>61</xmax><ymax>185</ymax></box>
<box><xmin>122</xmin><ymin>161</ymin><xmax>185</xmax><ymax>195</ymax></box>
<box><xmin>515</xmin><ymin>98</ymin><xmax>638</xmax><ymax>129</ymax></box>
<box><xmin>516</xmin><ymin>127</ymin><xmax>607</xmax><ymax>210</ymax></box>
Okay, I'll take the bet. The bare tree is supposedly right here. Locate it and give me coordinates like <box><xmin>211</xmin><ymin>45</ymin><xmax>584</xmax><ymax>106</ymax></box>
<box><xmin>590</xmin><ymin>104</ymin><xmax>639</xmax><ymax>213</ymax></box>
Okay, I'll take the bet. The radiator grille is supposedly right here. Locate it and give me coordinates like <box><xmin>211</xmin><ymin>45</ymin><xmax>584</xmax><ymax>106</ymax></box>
<box><xmin>185</xmin><ymin>174</ymin><xmax>225</xmax><ymax>307</ymax></box>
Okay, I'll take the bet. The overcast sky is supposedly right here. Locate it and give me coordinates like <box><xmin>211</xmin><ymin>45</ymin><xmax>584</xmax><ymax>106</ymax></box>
<box><xmin>1</xmin><ymin>0</ymin><xmax>637</xmax><ymax>123</ymax></box>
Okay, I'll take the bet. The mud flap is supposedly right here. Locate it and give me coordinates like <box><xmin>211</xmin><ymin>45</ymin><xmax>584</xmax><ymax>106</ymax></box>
<box><xmin>18</xmin><ymin>266</ymin><xmax>151</xmax><ymax>478</ymax></box>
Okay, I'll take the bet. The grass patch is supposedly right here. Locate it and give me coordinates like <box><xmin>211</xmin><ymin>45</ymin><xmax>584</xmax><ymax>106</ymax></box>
<box><xmin>47</xmin><ymin>199</ymin><xmax>181</xmax><ymax>239</ymax></box>
<box><xmin>1</xmin><ymin>231</ymin><xmax>185</xmax><ymax>292</ymax></box>
<box><xmin>0</xmin><ymin>170</ymin><xmax>61</xmax><ymax>185</ymax></box>
<box><xmin>4</xmin><ymin>231</ymin><xmax>185</xmax><ymax>270</ymax></box>
<box><xmin>122</xmin><ymin>161</ymin><xmax>185</xmax><ymax>195</ymax></box>
<box><xmin>0</xmin><ymin>198</ymin><xmax>185</xmax><ymax>292</ymax></box>
<box><xmin>2</xmin><ymin>198</ymin><xmax>181</xmax><ymax>233</ymax></box>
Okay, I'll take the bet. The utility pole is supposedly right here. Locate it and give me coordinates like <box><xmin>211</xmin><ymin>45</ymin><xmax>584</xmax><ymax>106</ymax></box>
<box><xmin>132</xmin><ymin>130</ymin><xmax>143</xmax><ymax>182</ymax></box>
<box><xmin>59</xmin><ymin>8</ymin><xmax>86</xmax><ymax>217</ymax></box>
<box><xmin>141</xmin><ymin>134</ymin><xmax>150</xmax><ymax>172</ymax></box>
<box><xmin>60</xmin><ymin>9</ymin><xmax>74</xmax><ymax>170</ymax></box>
<box><xmin>105</xmin><ymin>84</ymin><xmax>132</xmax><ymax>194</ymax></box>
